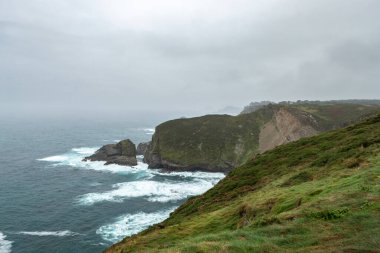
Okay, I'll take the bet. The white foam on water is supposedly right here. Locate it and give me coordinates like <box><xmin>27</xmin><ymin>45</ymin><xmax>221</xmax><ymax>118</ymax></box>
<box><xmin>37</xmin><ymin>147</ymin><xmax>225</xmax><ymax>181</ymax></box>
<box><xmin>38</xmin><ymin>146</ymin><xmax>225</xmax><ymax>246</ymax></box>
<box><xmin>71</xmin><ymin>147</ymin><xmax>98</xmax><ymax>155</ymax></box>
<box><xmin>38</xmin><ymin>147</ymin><xmax>226</xmax><ymax>205</ymax></box>
<box><xmin>143</xmin><ymin>128</ymin><xmax>155</xmax><ymax>135</ymax></box>
<box><xmin>37</xmin><ymin>148</ymin><xmax>153</xmax><ymax>176</ymax></box>
<box><xmin>77</xmin><ymin>160</ymin><xmax>152</xmax><ymax>175</ymax></box>
<box><xmin>38</xmin><ymin>155</ymin><xmax>69</xmax><ymax>162</ymax></box>
<box><xmin>76</xmin><ymin>177</ymin><xmax>220</xmax><ymax>205</ymax></box>
<box><xmin>0</xmin><ymin>232</ymin><xmax>12</xmax><ymax>253</ymax></box>
<box><xmin>96</xmin><ymin>208</ymin><xmax>175</xmax><ymax>243</ymax></box>
<box><xmin>152</xmin><ymin>170</ymin><xmax>225</xmax><ymax>180</ymax></box>
<box><xmin>17</xmin><ymin>230</ymin><xmax>80</xmax><ymax>237</ymax></box>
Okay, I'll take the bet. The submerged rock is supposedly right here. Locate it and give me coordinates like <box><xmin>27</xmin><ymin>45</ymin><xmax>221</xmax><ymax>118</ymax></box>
<box><xmin>84</xmin><ymin>139</ymin><xmax>137</xmax><ymax>166</ymax></box>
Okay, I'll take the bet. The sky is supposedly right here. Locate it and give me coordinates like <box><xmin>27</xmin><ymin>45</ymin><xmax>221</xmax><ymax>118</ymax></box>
<box><xmin>0</xmin><ymin>0</ymin><xmax>379</xmax><ymax>119</ymax></box>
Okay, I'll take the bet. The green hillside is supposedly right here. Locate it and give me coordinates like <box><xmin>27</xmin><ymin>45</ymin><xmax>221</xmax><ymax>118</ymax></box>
<box><xmin>144</xmin><ymin>103</ymin><xmax>380</xmax><ymax>172</ymax></box>
<box><xmin>106</xmin><ymin>114</ymin><xmax>380</xmax><ymax>253</ymax></box>
<box><xmin>144</xmin><ymin>109</ymin><xmax>272</xmax><ymax>172</ymax></box>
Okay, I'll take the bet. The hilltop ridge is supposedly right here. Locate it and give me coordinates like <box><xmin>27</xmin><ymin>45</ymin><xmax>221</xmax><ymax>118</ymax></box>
<box><xmin>144</xmin><ymin>102</ymin><xmax>380</xmax><ymax>172</ymax></box>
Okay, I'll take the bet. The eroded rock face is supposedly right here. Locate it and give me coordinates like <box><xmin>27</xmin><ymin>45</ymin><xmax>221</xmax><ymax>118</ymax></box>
<box><xmin>83</xmin><ymin>139</ymin><xmax>137</xmax><ymax>166</ymax></box>
<box><xmin>143</xmin><ymin>140</ymin><xmax>162</xmax><ymax>168</ymax></box>
<box><xmin>136</xmin><ymin>142</ymin><xmax>150</xmax><ymax>156</ymax></box>
<box><xmin>259</xmin><ymin>108</ymin><xmax>319</xmax><ymax>153</ymax></box>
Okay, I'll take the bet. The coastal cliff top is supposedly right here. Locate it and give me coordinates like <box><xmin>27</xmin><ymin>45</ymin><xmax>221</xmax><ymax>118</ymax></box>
<box><xmin>105</xmin><ymin>113</ymin><xmax>380</xmax><ymax>252</ymax></box>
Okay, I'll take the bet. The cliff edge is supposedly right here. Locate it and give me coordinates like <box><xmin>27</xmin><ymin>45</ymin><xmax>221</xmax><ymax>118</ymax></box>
<box><xmin>144</xmin><ymin>103</ymin><xmax>380</xmax><ymax>172</ymax></box>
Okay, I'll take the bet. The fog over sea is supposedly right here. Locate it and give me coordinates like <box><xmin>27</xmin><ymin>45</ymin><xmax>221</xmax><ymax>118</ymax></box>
<box><xmin>0</xmin><ymin>118</ymin><xmax>224</xmax><ymax>253</ymax></box>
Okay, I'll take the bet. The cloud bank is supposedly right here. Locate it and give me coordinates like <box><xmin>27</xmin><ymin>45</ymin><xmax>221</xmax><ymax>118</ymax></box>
<box><xmin>0</xmin><ymin>0</ymin><xmax>379</xmax><ymax>118</ymax></box>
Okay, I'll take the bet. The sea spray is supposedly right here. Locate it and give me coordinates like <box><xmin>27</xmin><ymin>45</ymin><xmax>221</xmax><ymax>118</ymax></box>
<box><xmin>17</xmin><ymin>231</ymin><xmax>81</xmax><ymax>237</ymax></box>
<box><xmin>96</xmin><ymin>208</ymin><xmax>176</xmax><ymax>243</ymax></box>
<box><xmin>0</xmin><ymin>232</ymin><xmax>12</xmax><ymax>253</ymax></box>
<box><xmin>76</xmin><ymin>178</ymin><xmax>220</xmax><ymax>205</ymax></box>
<box><xmin>38</xmin><ymin>146</ymin><xmax>225</xmax><ymax>245</ymax></box>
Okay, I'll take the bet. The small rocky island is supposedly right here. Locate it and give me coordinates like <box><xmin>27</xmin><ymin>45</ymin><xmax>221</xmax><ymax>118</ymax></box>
<box><xmin>83</xmin><ymin>139</ymin><xmax>138</xmax><ymax>166</ymax></box>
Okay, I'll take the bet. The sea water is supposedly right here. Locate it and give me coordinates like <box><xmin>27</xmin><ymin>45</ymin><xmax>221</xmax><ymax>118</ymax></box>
<box><xmin>0</xmin><ymin>118</ymin><xmax>224</xmax><ymax>253</ymax></box>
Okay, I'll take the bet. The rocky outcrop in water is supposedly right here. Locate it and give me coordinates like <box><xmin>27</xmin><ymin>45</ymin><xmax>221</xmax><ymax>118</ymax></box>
<box><xmin>84</xmin><ymin>139</ymin><xmax>137</xmax><ymax>166</ymax></box>
<box><xmin>136</xmin><ymin>142</ymin><xmax>150</xmax><ymax>156</ymax></box>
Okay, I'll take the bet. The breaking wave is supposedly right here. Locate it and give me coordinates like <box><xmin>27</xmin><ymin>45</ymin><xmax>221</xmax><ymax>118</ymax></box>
<box><xmin>38</xmin><ymin>146</ymin><xmax>225</xmax><ymax>243</ymax></box>
<box><xmin>96</xmin><ymin>208</ymin><xmax>176</xmax><ymax>243</ymax></box>
<box><xmin>76</xmin><ymin>177</ymin><xmax>221</xmax><ymax>205</ymax></box>
<box><xmin>16</xmin><ymin>230</ymin><xmax>80</xmax><ymax>237</ymax></box>
<box><xmin>0</xmin><ymin>232</ymin><xmax>12</xmax><ymax>253</ymax></box>
<box><xmin>143</xmin><ymin>128</ymin><xmax>155</xmax><ymax>135</ymax></box>
<box><xmin>37</xmin><ymin>147</ymin><xmax>224</xmax><ymax>181</ymax></box>
<box><xmin>37</xmin><ymin>147</ymin><xmax>152</xmax><ymax>176</ymax></box>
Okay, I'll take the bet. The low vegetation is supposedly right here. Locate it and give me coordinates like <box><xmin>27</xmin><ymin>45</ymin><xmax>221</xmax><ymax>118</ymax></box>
<box><xmin>106</xmin><ymin>114</ymin><xmax>380</xmax><ymax>253</ymax></box>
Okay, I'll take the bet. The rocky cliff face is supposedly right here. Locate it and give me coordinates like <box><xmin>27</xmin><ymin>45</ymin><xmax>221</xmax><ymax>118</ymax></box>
<box><xmin>84</xmin><ymin>139</ymin><xmax>137</xmax><ymax>166</ymax></box>
<box><xmin>136</xmin><ymin>142</ymin><xmax>150</xmax><ymax>156</ymax></box>
<box><xmin>143</xmin><ymin>103</ymin><xmax>380</xmax><ymax>172</ymax></box>
<box><xmin>258</xmin><ymin>108</ymin><xmax>319</xmax><ymax>152</ymax></box>
<box><xmin>143</xmin><ymin>112</ymin><xmax>267</xmax><ymax>172</ymax></box>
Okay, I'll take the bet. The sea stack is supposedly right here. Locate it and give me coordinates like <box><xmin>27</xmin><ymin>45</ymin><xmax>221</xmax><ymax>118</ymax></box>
<box><xmin>136</xmin><ymin>142</ymin><xmax>150</xmax><ymax>156</ymax></box>
<box><xmin>84</xmin><ymin>139</ymin><xmax>137</xmax><ymax>166</ymax></box>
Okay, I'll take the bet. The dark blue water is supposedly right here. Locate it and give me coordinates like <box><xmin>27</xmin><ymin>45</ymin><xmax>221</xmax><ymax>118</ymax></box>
<box><xmin>0</xmin><ymin>118</ymin><xmax>223</xmax><ymax>253</ymax></box>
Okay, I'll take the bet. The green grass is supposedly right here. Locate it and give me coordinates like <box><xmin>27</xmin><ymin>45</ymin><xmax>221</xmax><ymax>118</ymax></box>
<box><xmin>105</xmin><ymin>114</ymin><xmax>380</xmax><ymax>253</ymax></box>
<box><xmin>150</xmin><ymin>109</ymin><xmax>271</xmax><ymax>170</ymax></box>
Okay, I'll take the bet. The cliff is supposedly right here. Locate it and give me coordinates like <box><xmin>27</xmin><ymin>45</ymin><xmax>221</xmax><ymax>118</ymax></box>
<box><xmin>136</xmin><ymin>142</ymin><xmax>150</xmax><ymax>156</ymax></box>
<box><xmin>144</xmin><ymin>103</ymin><xmax>380</xmax><ymax>172</ymax></box>
<box><xmin>105</xmin><ymin>114</ymin><xmax>380</xmax><ymax>253</ymax></box>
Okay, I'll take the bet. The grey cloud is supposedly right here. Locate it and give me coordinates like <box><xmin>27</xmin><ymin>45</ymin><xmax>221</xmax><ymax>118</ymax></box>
<box><xmin>0</xmin><ymin>0</ymin><xmax>379</xmax><ymax>119</ymax></box>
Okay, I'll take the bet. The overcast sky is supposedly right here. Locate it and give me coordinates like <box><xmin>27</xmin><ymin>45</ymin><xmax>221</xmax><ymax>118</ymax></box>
<box><xmin>0</xmin><ymin>0</ymin><xmax>379</xmax><ymax>119</ymax></box>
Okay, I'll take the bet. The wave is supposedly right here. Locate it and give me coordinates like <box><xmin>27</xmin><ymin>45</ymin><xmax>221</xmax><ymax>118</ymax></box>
<box><xmin>153</xmin><ymin>170</ymin><xmax>225</xmax><ymax>179</ymax></box>
<box><xmin>36</xmin><ymin>145</ymin><xmax>225</xmax><ymax>247</ymax></box>
<box><xmin>37</xmin><ymin>147</ymin><xmax>152</xmax><ymax>176</ymax></box>
<box><xmin>96</xmin><ymin>207</ymin><xmax>175</xmax><ymax>243</ymax></box>
<box><xmin>0</xmin><ymin>232</ymin><xmax>12</xmax><ymax>253</ymax></box>
<box><xmin>38</xmin><ymin>155</ymin><xmax>69</xmax><ymax>162</ymax></box>
<box><xmin>76</xmin><ymin>177</ymin><xmax>221</xmax><ymax>205</ymax></box>
<box><xmin>70</xmin><ymin>147</ymin><xmax>98</xmax><ymax>155</ymax></box>
<box><xmin>16</xmin><ymin>230</ymin><xmax>80</xmax><ymax>237</ymax></box>
<box><xmin>37</xmin><ymin>147</ymin><xmax>225</xmax><ymax>179</ymax></box>
<box><xmin>39</xmin><ymin>146</ymin><xmax>225</xmax><ymax>205</ymax></box>
<box><xmin>143</xmin><ymin>128</ymin><xmax>155</xmax><ymax>135</ymax></box>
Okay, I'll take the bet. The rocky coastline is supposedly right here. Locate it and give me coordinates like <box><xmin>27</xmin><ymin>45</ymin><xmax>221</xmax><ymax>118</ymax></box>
<box><xmin>86</xmin><ymin>102</ymin><xmax>380</xmax><ymax>173</ymax></box>
<box><xmin>83</xmin><ymin>139</ymin><xmax>138</xmax><ymax>166</ymax></box>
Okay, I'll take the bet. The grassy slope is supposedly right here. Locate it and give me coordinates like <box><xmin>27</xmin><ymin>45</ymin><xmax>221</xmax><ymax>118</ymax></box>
<box><xmin>106</xmin><ymin>114</ymin><xmax>380</xmax><ymax>253</ymax></box>
<box><xmin>148</xmin><ymin>103</ymin><xmax>380</xmax><ymax>171</ymax></box>
<box><xmin>288</xmin><ymin>103</ymin><xmax>380</xmax><ymax>131</ymax></box>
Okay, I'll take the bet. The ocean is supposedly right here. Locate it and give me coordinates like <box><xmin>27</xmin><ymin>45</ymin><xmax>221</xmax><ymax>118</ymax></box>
<box><xmin>0</xmin><ymin>118</ymin><xmax>224</xmax><ymax>253</ymax></box>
